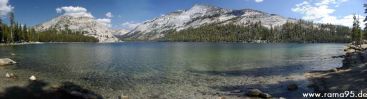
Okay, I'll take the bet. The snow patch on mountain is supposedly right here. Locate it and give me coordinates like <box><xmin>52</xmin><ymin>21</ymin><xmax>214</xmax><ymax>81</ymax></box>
<box><xmin>124</xmin><ymin>4</ymin><xmax>296</xmax><ymax>40</ymax></box>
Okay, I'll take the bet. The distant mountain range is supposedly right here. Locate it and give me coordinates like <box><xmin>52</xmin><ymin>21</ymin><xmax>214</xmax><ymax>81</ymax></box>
<box><xmin>123</xmin><ymin>4</ymin><xmax>297</xmax><ymax>40</ymax></box>
<box><xmin>35</xmin><ymin>4</ymin><xmax>300</xmax><ymax>42</ymax></box>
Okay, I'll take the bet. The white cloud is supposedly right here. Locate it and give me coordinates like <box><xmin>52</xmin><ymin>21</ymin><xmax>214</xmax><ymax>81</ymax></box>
<box><xmin>319</xmin><ymin>15</ymin><xmax>365</xmax><ymax>28</ymax></box>
<box><xmin>105</xmin><ymin>12</ymin><xmax>113</xmax><ymax>18</ymax></box>
<box><xmin>121</xmin><ymin>21</ymin><xmax>140</xmax><ymax>30</ymax></box>
<box><xmin>56</xmin><ymin>6</ymin><xmax>93</xmax><ymax>18</ymax></box>
<box><xmin>96</xmin><ymin>18</ymin><xmax>112</xmax><ymax>27</ymax></box>
<box><xmin>55</xmin><ymin>6</ymin><xmax>115</xmax><ymax>27</ymax></box>
<box><xmin>255</xmin><ymin>0</ymin><xmax>263</xmax><ymax>3</ymax></box>
<box><xmin>0</xmin><ymin>0</ymin><xmax>13</xmax><ymax>16</ymax></box>
<box><xmin>292</xmin><ymin>1</ymin><xmax>335</xmax><ymax>20</ymax></box>
<box><xmin>291</xmin><ymin>0</ymin><xmax>364</xmax><ymax>28</ymax></box>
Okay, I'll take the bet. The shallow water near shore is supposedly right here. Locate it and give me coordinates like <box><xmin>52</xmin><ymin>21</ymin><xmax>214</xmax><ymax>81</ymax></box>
<box><xmin>0</xmin><ymin>42</ymin><xmax>345</xmax><ymax>98</ymax></box>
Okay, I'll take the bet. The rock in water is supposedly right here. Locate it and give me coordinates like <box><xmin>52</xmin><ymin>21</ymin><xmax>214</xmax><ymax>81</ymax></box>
<box><xmin>0</xmin><ymin>58</ymin><xmax>16</xmax><ymax>66</ymax></box>
<box><xmin>5</xmin><ymin>73</ymin><xmax>16</xmax><ymax>78</ymax></box>
<box><xmin>218</xmin><ymin>96</ymin><xmax>226</xmax><ymax>99</ymax></box>
<box><xmin>361</xmin><ymin>44</ymin><xmax>367</xmax><ymax>49</ymax></box>
<box><xmin>287</xmin><ymin>83</ymin><xmax>298</xmax><ymax>91</ymax></box>
<box><xmin>119</xmin><ymin>95</ymin><xmax>128</xmax><ymax>99</ymax></box>
<box><xmin>259</xmin><ymin>93</ymin><xmax>272</xmax><ymax>98</ymax></box>
<box><xmin>246</xmin><ymin>89</ymin><xmax>262</xmax><ymax>97</ymax></box>
<box><xmin>231</xmin><ymin>89</ymin><xmax>241</xmax><ymax>93</ymax></box>
<box><xmin>346</xmin><ymin>49</ymin><xmax>356</xmax><ymax>53</ymax></box>
<box><xmin>29</xmin><ymin>75</ymin><xmax>37</xmax><ymax>81</ymax></box>
<box><xmin>5</xmin><ymin>73</ymin><xmax>10</xmax><ymax>78</ymax></box>
<box><xmin>328</xmin><ymin>68</ymin><xmax>338</xmax><ymax>72</ymax></box>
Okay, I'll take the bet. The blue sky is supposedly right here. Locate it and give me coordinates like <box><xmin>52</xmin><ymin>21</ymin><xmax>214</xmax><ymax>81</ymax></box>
<box><xmin>0</xmin><ymin>0</ymin><xmax>365</xmax><ymax>29</ymax></box>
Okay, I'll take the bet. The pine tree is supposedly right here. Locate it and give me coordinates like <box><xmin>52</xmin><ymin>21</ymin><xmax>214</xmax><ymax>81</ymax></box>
<box><xmin>364</xmin><ymin>4</ymin><xmax>367</xmax><ymax>33</ymax></box>
<box><xmin>22</xmin><ymin>24</ymin><xmax>28</xmax><ymax>42</ymax></box>
<box><xmin>8</xmin><ymin>12</ymin><xmax>15</xmax><ymax>42</ymax></box>
<box><xmin>352</xmin><ymin>14</ymin><xmax>362</xmax><ymax>45</ymax></box>
<box><xmin>0</xmin><ymin>18</ymin><xmax>3</xmax><ymax>43</ymax></box>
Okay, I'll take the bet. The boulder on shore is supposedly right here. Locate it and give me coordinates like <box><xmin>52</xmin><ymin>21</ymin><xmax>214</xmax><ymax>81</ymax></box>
<box><xmin>0</xmin><ymin>58</ymin><xmax>16</xmax><ymax>66</ymax></box>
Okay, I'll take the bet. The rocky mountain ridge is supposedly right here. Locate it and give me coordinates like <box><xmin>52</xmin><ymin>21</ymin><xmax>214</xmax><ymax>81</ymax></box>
<box><xmin>123</xmin><ymin>4</ymin><xmax>296</xmax><ymax>40</ymax></box>
<box><xmin>34</xmin><ymin>15</ymin><xmax>120</xmax><ymax>42</ymax></box>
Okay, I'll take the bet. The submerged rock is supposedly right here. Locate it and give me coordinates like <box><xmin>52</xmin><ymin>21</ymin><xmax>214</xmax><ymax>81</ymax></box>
<box><xmin>331</xmin><ymin>55</ymin><xmax>345</xmax><ymax>58</ymax></box>
<box><xmin>259</xmin><ymin>93</ymin><xmax>272</xmax><ymax>98</ymax></box>
<box><xmin>0</xmin><ymin>58</ymin><xmax>16</xmax><ymax>66</ymax></box>
<box><xmin>287</xmin><ymin>83</ymin><xmax>298</xmax><ymax>91</ymax></box>
<box><xmin>119</xmin><ymin>95</ymin><xmax>128</xmax><ymax>99</ymax></box>
<box><xmin>231</xmin><ymin>89</ymin><xmax>241</xmax><ymax>93</ymax></box>
<box><xmin>246</xmin><ymin>89</ymin><xmax>262</xmax><ymax>97</ymax></box>
<box><xmin>328</xmin><ymin>68</ymin><xmax>338</xmax><ymax>72</ymax></box>
<box><xmin>0</xmin><ymin>80</ymin><xmax>103</xmax><ymax>99</ymax></box>
<box><xmin>218</xmin><ymin>96</ymin><xmax>226</xmax><ymax>99</ymax></box>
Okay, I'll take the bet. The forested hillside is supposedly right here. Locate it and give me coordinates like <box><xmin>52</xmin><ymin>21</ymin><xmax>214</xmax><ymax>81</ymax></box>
<box><xmin>163</xmin><ymin>20</ymin><xmax>351</xmax><ymax>43</ymax></box>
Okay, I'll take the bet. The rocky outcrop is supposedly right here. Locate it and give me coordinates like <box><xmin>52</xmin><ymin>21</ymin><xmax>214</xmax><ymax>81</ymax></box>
<box><xmin>34</xmin><ymin>15</ymin><xmax>120</xmax><ymax>42</ymax></box>
<box><xmin>306</xmin><ymin>41</ymin><xmax>367</xmax><ymax>94</ymax></box>
<box><xmin>0</xmin><ymin>58</ymin><xmax>16</xmax><ymax>66</ymax></box>
<box><xmin>342</xmin><ymin>41</ymin><xmax>367</xmax><ymax>69</ymax></box>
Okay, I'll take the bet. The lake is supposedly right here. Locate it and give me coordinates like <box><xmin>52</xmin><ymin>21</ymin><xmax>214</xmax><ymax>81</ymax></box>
<box><xmin>0</xmin><ymin>42</ymin><xmax>345</xmax><ymax>98</ymax></box>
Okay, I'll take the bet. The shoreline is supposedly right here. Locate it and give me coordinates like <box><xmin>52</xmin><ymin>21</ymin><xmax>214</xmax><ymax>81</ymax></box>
<box><xmin>0</xmin><ymin>42</ymin><xmax>44</xmax><ymax>46</ymax></box>
<box><xmin>305</xmin><ymin>64</ymin><xmax>367</xmax><ymax>95</ymax></box>
<box><xmin>0</xmin><ymin>41</ymin><xmax>126</xmax><ymax>46</ymax></box>
<box><xmin>306</xmin><ymin>43</ymin><xmax>367</xmax><ymax>97</ymax></box>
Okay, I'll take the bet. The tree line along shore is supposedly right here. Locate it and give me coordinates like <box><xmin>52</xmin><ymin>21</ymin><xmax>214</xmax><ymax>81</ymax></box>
<box><xmin>163</xmin><ymin>20</ymin><xmax>351</xmax><ymax>43</ymax></box>
<box><xmin>0</xmin><ymin>13</ymin><xmax>362</xmax><ymax>43</ymax></box>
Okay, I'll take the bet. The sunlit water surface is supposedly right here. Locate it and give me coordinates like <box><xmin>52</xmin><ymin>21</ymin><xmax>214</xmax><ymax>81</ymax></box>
<box><xmin>0</xmin><ymin>42</ymin><xmax>345</xmax><ymax>98</ymax></box>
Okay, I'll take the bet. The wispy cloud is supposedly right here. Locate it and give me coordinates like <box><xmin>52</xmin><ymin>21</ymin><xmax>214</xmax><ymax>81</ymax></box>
<box><xmin>96</xmin><ymin>18</ymin><xmax>112</xmax><ymax>27</ymax></box>
<box><xmin>255</xmin><ymin>0</ymin><xmax>263</xmax><ymax>3</ymax></box>
<box><xmin>121</xmin><ymin>21</ymin><xmax>140</xmax><ymax>30</ymax></box>
<box><xmin>56</xmin><ymin>6</ymin><xmax>114</xmax><ymax>27</ymax></box>
<box><xmin>105</xmin><ymin>12</ymin><xmax>113</xmax><ymax>18</ymax></box>
<box><xmin>292</xmin><ymin>0</ymin><xmax>364</xmax><ymax>27</ymax></box>
<box><xmin>0</xmin><ymin>0</ymin><xmax>13</xmax><ymax>16</ymax></box>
